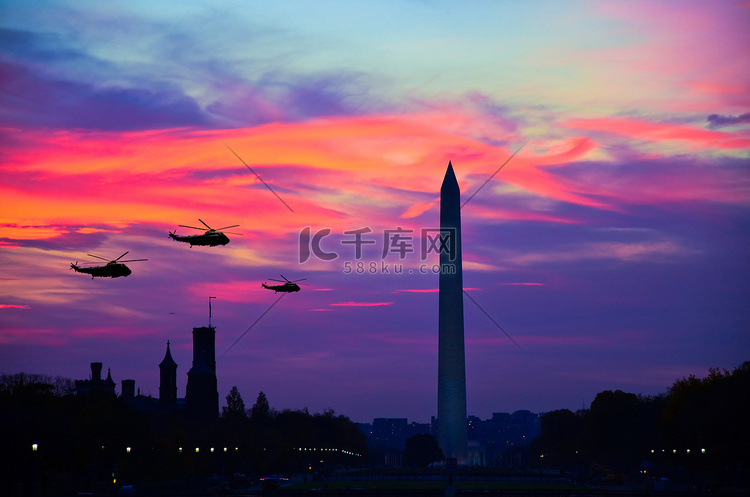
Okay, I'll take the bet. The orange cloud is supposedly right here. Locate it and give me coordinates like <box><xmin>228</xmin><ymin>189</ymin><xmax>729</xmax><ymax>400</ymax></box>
<box><xmin>0</xmin><ymin>224</ymin><xmax>69</xmax><ymax>240</ymax></box>
<box><xmin>1</xmin><ymin>110</ymin><xmax>635</xmax><ymax>247</ymax></box>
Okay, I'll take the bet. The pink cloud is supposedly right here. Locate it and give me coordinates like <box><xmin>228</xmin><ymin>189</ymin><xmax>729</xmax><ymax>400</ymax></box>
<box><xmin>330</xmin><ymin>301</ymin><xmax>394</xmax><ymax>307</ymax></box>
<box><xmin>498</xmin><ymin>282</ymin><xmax>544</xmax><ymax>286</ymax></box>
<box><xmin>564</xmin><ymin>118</ymin><xmax>750</xmax><ymax>150</ymax></box>
<box><xmin>0</xmin><ymin>304</ymin><xmax>31</xmax><ymax>309</ymax></box>
<box><xmin>401</xmin><ymin>201</ymin><xmax>437</xmax><ymax>218</ymax></box>
<box><xmin>0</xmin><ymin>328</ymin><xmax>67</xmax><ymax>346</ymax></box>
<box><xmin>588</xmin><ymin>1</ymin><xmax>750</xmax><ymax>112</ymax></box>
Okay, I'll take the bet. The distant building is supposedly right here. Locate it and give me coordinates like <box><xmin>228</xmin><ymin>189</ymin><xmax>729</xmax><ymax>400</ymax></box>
<box><xmin>359</xmin><ymin>411</ymin><xmax>540</xmax><ymax>467</ymax></box>
<box><xmin>75</xmin><ymin>323</ymin><xmax>219</xmax><ymax>423</ymax></box>
<box><xmin>75</xmin><ymin>362</ymin><xmax>116</xmax><ymax>397</ymax></box>
<box><xmin>159</xmin><ymin>341</ymin><xmax>178</xmax><ymax>409</ymax></box>
<box><xmin>185</xmin><ymin>326</ymin><xmax>218</xmax><ymax>423</ymax></box>
<box><xmin>372</xmin><ymin>418</ymin><xmax>408</xmax><ymax>448</ymax></box>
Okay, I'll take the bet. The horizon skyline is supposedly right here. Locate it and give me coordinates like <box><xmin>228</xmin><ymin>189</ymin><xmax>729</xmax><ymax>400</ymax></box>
<box><xmin>8</xmin><ymin>347</ymin><xmax>742</xmax><ymax>426</ymax></box>
<box><xmin>1</xmin><ymin>0</ymin><xmax>748</xmax><ymax>425</ymax></box>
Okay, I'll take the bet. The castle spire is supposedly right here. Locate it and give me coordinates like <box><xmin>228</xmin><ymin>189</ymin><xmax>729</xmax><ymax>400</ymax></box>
<box><xmin>159</xmin><ymin>340</ymin><xmax>178</xmax><ymax>409</ymax></box>
<box><xmin>159</xmin><ymin>340</ymin><xmax>178</xmax><ymax>368</ymax></box>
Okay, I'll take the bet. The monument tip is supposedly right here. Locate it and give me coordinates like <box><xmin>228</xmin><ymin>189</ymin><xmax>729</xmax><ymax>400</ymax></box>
<box><xmin>442</xmin><ymin>161</ymin><xmax>459</xmax><ymax>193</ymax></box>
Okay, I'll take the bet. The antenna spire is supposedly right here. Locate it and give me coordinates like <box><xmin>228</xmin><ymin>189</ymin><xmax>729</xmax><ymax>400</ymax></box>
<box><xmin>208</xmin><ymin>296</ymin><xmax>216</xmax><ymax>327</ymax></box>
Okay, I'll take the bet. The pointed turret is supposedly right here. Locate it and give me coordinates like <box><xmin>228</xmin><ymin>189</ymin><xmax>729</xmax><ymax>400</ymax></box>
<box><xmin>159</xmin><ymin>341</ymin><xmax>178</xmax><ymax>409</ymax></box>
<box><xmin>159</xmin><ymin>340</ymin><xmax>178</xmax><ymax>368</ymax></box>
<box><xmin>102</xmin><ymin>367</ymin><xmax>116</xmax><ymax>396</ymax></box>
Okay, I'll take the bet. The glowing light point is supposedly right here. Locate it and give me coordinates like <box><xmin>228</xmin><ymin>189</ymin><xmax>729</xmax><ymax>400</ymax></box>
<box><xmin>32</xmin><ymin>444</ymin><xmax>38</xmax><ymax>452</ymax></box>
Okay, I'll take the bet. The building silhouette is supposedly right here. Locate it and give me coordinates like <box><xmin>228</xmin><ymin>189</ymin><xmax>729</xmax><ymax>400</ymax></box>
<box><xmin>185</xmin><ymin>326</ymin><xmax>218</xmax><ymax>422</ymax></box>
<box><xmin>159</xmin><ymin>341</ymin><xmax>178</xmax><ymax>409</ymax></box>
<box><xmin>360</xmin><ymin>412</ymin><xmax>540</xmax><ymax>467</ymax></box>
<box><xmin>75</xmin><ymin>323</ymin><xmax>219</xmax><ymax>422</ymax></box>
<box><xmin>75</xmin><ymin>362</ymin><xmax>116</xmax><ymax>397</ymax></box>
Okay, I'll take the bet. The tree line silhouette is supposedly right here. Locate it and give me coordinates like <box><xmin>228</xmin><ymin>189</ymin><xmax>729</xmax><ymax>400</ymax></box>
<box><xmin>0</xmin><ymin>378</ymin><xmax>367</xmax><ymax>495</ymax></box>
<box><xmin>530</xmin><ymin>361</ymin><xmax>749</xmax><ymax>490</ymax></box>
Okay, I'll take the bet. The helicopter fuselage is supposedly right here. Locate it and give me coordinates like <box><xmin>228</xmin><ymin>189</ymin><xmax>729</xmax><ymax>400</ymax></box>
<box><xmin>262</xmin><ymin>282</ymin><xmax>300</xmax><ymax>293</ymax></box>
<box><xmin>70</xmin><ymin>262</ymin><xmax>132</xmax><ymax>278</ymax></box>
<box><xmin>169</xmin><ymin>231</ymin><xmax>230</xmax><ymax>247</ymax></box>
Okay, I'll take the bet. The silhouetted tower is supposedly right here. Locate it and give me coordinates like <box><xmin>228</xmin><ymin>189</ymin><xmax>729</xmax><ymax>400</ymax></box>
<box><xmin>121</xmin><ymin>379</ymin><xmax>135</xmax><ymax>401</ymax></box>
<box><xmin>438</xmin><ymin>162</ymin><xmax>468</xmax><ymax>464</ymax></box>
<box><xmin>159</xmin><ymin>341</ymin><xmax>178</xmax><ymax>409</ymax></box>
<box><xmin>75</xmin><ymin>362</ymin><xmax>116</xmax><ymax>397</ymax></box>
<box><xmin>186</xmin><ymin>326</ymin><xmax>218</xmax><ymax>422</ymax></box>
<box><xmin>91</xmin><ymin>362</ymin><xmax>103</xmax><ymax>382</ymax></box>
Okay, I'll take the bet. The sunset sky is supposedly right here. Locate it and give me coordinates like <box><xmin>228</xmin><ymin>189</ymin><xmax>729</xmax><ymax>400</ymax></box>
<box><xmin>1</xmin><ymin>0</ymin><xmax>748</xmax><ymax>423</ymax></box>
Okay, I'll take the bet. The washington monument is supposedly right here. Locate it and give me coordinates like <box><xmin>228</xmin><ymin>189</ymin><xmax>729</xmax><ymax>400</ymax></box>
<box><xmin>438</xmin><ymin>162</ymin><xmax>468</xmax><ymax>464</ymax></box>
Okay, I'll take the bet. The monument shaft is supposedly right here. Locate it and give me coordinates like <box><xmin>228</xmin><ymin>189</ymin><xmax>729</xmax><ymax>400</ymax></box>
<box><xmin>438</xmin><ymin>162</ymin><xmax>468</xmax><ymax>464</ymax></box>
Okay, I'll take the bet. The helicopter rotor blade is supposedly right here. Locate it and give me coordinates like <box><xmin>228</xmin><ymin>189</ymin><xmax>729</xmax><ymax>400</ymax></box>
<box><xmin>87</xmin><ymin>254</ymin><xmax>111</xmax><ymax>261</ymax></box>
<box><xmin>115</xmin><ymin>251</ymin><xmax>130</xmax><ymax>261</ymax></box>
<box><xmin>215</xmin><ymin>225</ymin><xmax>240</xmax><ymax>231</ymax></box>
<box><xmin>280</xmin><ymin>275</ymin><xmax>290</xmax><ymax>282</ymax></box>
<box><xmin>178</xmin><ymin>225</ymin><xmax>205</xmax><ymax>230</ymax></box>
<box><xmin>223</xmin><ymin>231</ymin><xmax>242</xmax><ymax>235</ymax></box>
<box><xmin>198</xmin><ymin>219</ymin><xmax>212</xmax><ymax>230</ymax></box>
<box><xmin>268</xmin><ymin>279</ymin><xmax>286</xmax><ymax>282</ymax></box>
<box><xmin>119</xmin><ymin>259</ymin><xmax>148</xmax><ymax>263</ymax></box>
<box><xmin>291</xmin><ymin>278</ymin><xmax>307</xmax><ymax>282</ymax></box>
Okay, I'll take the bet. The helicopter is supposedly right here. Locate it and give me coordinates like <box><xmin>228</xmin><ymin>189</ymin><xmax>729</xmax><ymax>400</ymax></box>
<box><xmin>262</xmin><ymin>275</ymin><xmax>306</xmax><ymax>293</ymax></box>
<box><xmin>70</xmin><ymin>252</ymin><xmax>147</xmax><ymax>278</ymax></box>
<box><xmin>168</xmin><ymin>219</ymin><xmax>241</xmax><ymax>247</ymax></box>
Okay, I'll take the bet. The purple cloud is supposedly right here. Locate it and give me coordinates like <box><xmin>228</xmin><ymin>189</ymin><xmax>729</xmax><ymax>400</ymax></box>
<box><xmin>0</xmin><ymin>60</ymin><xmax>209</xmax><ymax>131</ymax></box>
<box><xmin>707</xmin><ymin>112</ymin><xmax>750</xmax><ymax>129</ymax></box>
